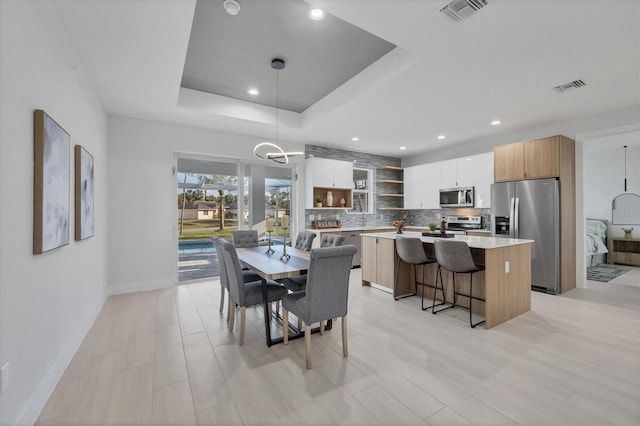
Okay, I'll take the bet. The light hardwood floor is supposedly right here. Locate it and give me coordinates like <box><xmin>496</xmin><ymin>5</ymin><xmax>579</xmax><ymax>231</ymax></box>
<box><xmin>36</xmin><ymin>269</ymin><xmax>640</xmax><ymax>425</ymax></box>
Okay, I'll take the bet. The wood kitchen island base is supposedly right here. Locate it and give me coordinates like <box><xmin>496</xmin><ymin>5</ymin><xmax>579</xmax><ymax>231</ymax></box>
<box><xmin>361</xmin><ymin>232</ymin><xmax>532</xmax><ymax>329</ymax></box>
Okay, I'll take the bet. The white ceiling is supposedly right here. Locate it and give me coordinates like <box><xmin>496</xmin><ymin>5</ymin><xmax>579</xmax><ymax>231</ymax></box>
<box><xmin>52</xmin><ymin>0</ymin><xmax>640</xmax><ymax>157</ymax></box>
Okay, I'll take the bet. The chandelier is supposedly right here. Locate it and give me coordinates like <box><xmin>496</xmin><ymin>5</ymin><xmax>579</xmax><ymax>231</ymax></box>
<box><xmin>253</xmin><ymin>58</ymin><xmax>303</xmax><ymax>165</ymax></box>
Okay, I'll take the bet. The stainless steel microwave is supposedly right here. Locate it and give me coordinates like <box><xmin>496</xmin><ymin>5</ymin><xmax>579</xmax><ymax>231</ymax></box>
<box><xmin>439</xmin><ymin>187</ymin><xmax>474</xmax><ymax>207</ymax></box>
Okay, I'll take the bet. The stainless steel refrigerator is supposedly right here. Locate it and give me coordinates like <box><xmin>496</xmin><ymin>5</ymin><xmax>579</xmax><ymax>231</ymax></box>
<box><xmin>491</xmin><ymin>178</ymin><xmax>560</xmax><ymax>294</ymax></box>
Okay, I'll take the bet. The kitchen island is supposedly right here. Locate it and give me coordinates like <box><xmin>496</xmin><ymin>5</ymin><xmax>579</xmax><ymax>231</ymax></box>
<box><xmin>361</xmin><ymin>232</ymin><xmax>533</xmax><ymax>329</ymax></box>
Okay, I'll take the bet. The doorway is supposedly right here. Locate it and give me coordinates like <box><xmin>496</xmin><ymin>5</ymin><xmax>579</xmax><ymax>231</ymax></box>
<box><xmin>176</xmin><ymin>157</ymin><xmax>240</xmax><ymax>282</ymax></box>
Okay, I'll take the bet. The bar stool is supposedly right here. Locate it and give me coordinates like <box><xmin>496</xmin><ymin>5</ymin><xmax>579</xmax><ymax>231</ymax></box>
<box><xmin>432</xmin><ymin>239</ymin><xmax>486</xmax><ymax>328</ymax></box>
<box><xmin>394</xmin><ymin>237</ymin><xmax>443</xmax><ymax>311</ymax></box>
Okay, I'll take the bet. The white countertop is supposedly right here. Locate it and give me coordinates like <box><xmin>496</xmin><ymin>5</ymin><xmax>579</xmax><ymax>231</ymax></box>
<box><xmin>305</xmin><ymin>226</ymin><xmax>394</xmax><ymax>233</ymax></box>
<box><xmin>361</xmin><ymin>231</ymin><xmax>533</xmax><ymax>249</ymax></box>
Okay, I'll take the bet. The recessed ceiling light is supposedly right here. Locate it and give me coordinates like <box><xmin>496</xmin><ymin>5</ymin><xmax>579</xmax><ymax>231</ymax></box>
<box><xmin>437</xmin><ymin>135</ymin><xmax>446</xmax><ymax>140</ymax></box>
<box><xmin>308</xmin><ymin>8</ymin><xmax>325</xmax><ymax>20</ymax></box>
<box><xmin>491</xmin><ymin>120</ymin><xmax>501</xmax><ymax>126</ymax></box>
<box><xmin>223</xmin><ymin>0</ymin><xmax>240</xmax><ymax>16</ymax></box>
<box><xmin>400</xmin><ymin>146</ymin><xmax>407</xmax><ymax>150</ymax></box>
<box><xmin>351</xmin><ymin>137</ymin><xmax>359</xmax><ymax>141</ymax></box>
<box><xmin>247</xmin><ymin>88</ymin><xmax>259</xmax><ymax>96</ymax></box>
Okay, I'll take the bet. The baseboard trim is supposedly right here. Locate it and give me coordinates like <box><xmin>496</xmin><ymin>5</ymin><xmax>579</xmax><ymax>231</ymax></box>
<box><xmin>108</xmin><ymin>278</ymin><xmax>174</xmax><ymax>295</ymax></box>
<box><xmin>16</xmin><ymin>293</ymin><xmax>106</xmax><ymax>425</ymax></box>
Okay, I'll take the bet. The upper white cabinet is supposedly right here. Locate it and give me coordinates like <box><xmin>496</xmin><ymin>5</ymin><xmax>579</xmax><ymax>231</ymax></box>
<box><xmin>440</xmin><ymin>158</ymin><xmax>474</xmax><ymax>188</ymax></box>
<box><xmin>455</xmin><ymin>157</ymin><xmax>475</xmax><ymax>188</ymax></box>
<box><xmin>404</xmin><ymin>152</ymin><xmax>494</xmax><ymax>209</ymax></box>
<box><xmin>439</xmin><ymin>159</ymin><xmax>457</xmax><ymax>189</ymax></box>
<box><xmin>307</xmin><ymin>157</ymin><xmax>352</xmax><ymax>189</ymax></box>
<box><xmin>403</xmin><ymin>165</ymin><xmax>421</xmax><ymax>209</ymax></box>
<box><xmin>305</xmin><ymin>157</ymin><xmax>354</xmax><ymax>208</ymax></box>
<box><xmin>473</xmin><ymin>152</ymin><xmax>493</xmax><ymax>208</ymax></box>
<box><xmin>404</xmin><ymin>162</ymin><xmax>440</xmax><ymax>209</ymax></box>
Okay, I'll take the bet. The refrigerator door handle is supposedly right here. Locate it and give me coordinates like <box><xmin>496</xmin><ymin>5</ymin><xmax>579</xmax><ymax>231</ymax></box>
<box><xmin>509</xmin><ymin>197</ymin><xmax>515</xmax><ymax>238</ymax></box>
<box><xmin>514</xmin><ymin>197</ymin><xmax>520</xmax><ymax>238</ymax></box>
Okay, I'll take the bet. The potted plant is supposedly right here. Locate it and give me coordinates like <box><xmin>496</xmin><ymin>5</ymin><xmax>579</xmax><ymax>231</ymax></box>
<box><xmin>428</xmin><ymin>222</ymin><xmax>437</xmax><ymax>232</ymax></box>
<box><xmin>315</xmin><ymin>196</ymin><xmax>323</xmax><ymax>208</ymax></box>
<box><xmin>622</xmin><ymin>227</ymin><xmax>634</xmax><ymax>239</ymax></box>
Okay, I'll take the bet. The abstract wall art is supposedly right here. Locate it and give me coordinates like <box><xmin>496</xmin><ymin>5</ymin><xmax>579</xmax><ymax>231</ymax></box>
<box><xmin>75</xmin><ymin>145</ymin><xmax>94</xmax><ymax>240</ymax></box>
<box><xmin>34</xmin><ymin>109</ymin><xmax>70</xmax><ymax>254</ymax></box>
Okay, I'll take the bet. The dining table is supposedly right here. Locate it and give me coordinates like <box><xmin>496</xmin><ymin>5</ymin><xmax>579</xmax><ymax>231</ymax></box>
<box><xmin>235</xmin><ymin>245</ymin><xmax>332</xmax><ymax>346</ymax></box>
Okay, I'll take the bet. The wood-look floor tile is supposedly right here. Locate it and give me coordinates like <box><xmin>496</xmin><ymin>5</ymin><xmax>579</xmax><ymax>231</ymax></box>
<box><xmin>38</xmin><ymin>267</ymin><xmax>640</xmax><ymax>426</ymax></box>
<box><xmin>182</xmin><ymin>332</ymin><xmax>230</xmax><ymax>412</ymax></box>
<box><xmin>153</xmin><ymin>323</ymin><xmax>188</xmax><ymax>388</ymax></box>
<box><xmin>102</xmin><ymin>363</ymin><xmax>153</xmax><ymax>425</ymax></box>
<box><xmin>195</xmin><ymin>400</ymin><xmax>243</xmax><ymax>426</ymax></box>
<box><xmin>176</xmin><ymin>299</ymin><xmax>206</xmax><ymax>336</ymax></box>
<box><xmin>125</xmin><ymin>315</ymin><xmax>154</xmax><ymax>369</ymax></box>
<box><xmin>151</xmin><ymin>379</ymin><xmax>197</xmax><ymax>425</ymax></box>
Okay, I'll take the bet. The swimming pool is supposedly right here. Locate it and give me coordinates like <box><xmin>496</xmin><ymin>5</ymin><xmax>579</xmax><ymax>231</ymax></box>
<box><xmin>178</xmin><ymin>240</ymin><xmax>216</xmax><ymax>254</ymax></box>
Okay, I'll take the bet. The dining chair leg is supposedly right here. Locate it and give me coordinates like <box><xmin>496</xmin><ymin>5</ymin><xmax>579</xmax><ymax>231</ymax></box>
<box><xmin>320</xmin><ymin>321</ymin><xmax>325</xmax><ymax>335</ymax></box>
<box><xmin>305</xmin><ymin>324</ymin><xmax>312</xmax><ymax>369</ymax></box>
<box><xmin>219</xmin><ymin>285</ymin><xmax>225</xmax><ymax>314</ymax></box>
<box><xmin>228</xmin><ymin>299</ymin><xmax>236</xmax><ymax>331</ymax></box>
<box><xmin>227</xmin><ymin>297</ymin><xmax>232</xmax><ymax>324</ymax></box>
<box><xmin>341</xmin><ymin>316</ymin><xmax>348</xmax><ymax>358</ymax></box>
<box><xmin>297</xmin><ymin>318</ymin><xmax>302</xmax><ymax>331</ymax></box>
<box><xmin>268</xmin><ymin>302</ymin><xmax>273</xmax><ymax>322</ymax></box>
<box><xmin>283</xmin><ymin>309</ymin><xmax>289</xmax><ymax>344</ymax></box>
<box><xmin>239</xmin><ymin>306</ymin><xmax>246</xmax><ymax>345</ymax></box>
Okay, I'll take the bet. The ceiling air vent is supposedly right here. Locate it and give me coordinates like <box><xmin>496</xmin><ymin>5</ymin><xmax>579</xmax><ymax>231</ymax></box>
<box><xmin>554</xmin><ymin>79</ymin><xmax>586</xmax><ymax>93</ymax></box>
<box><xmin>440</xmin><ymin>0</ymin><xmax>488</xmax><ymax>22</ymax></box>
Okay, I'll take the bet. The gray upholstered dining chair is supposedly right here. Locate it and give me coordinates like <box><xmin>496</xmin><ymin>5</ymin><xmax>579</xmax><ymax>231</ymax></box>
<box><xmin>213</xmin><ymin>237</ymin><xmax>260</xmax><ymax>321</ymax></box>
<box><xmin>232</xmin><ymin>230</ymin><xmax>259</xmax><ymax>248</ymax></box>
<box><xmin>319</xmin><ymin>234</ymin><xmax>345</xmax><ymax>248</ymax></box>
<box><xmin>283</xmin><ymin>233</ymin><xmax>345</xmax><ymax>293</ymax></box>
<box><xmin>394</xmin><ymin>237</ymin><xmax>442</xmax><ymax>310</ymax></box>
<box><xmin>432</xmin><ymin>239</ymin><xmax>486</xmax><ymax>328</ymax></box>
<box><xmin>220</xmin><ymin>240</ymin><xmax>287</xmax><ymax>344</ymax></box>
<box><xmin>281</xmin><ymin>245</ymin><xmax>357</xmax><ymax>369</ymax></box>
<box><xmin>293</xmin><ymin>231</ymin><xmax>316</xmax><ymax>251</ymax></box>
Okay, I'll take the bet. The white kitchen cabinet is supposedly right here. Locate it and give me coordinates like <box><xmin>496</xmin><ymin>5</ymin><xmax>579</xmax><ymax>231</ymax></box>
<box><xmin>440</xmin><ymin>158</ymin><xmax>474</xmax><ymax>188</ymax></box>
<box><xmin>473</xmin><ymin>152</ymin><xmax>493</xmax><ymax>207</ymax></box>
<box><xmin>422</xmin><ymin>162</ymin><xmax>440</xmax><ymax>208</ymax></box>
<box><xmin>404</xmin><ymin>152</ymin><xmax>493</xmax><ymax>210</ymax></box>
<box><xmin>439</xmin><ymin>159</ymin><xmax>457</xmax><ymax>189</ymax></box>
<box><xmin>305</xmin><ymin>157</ymin><xmax>353</xmax><ymax>208</ymax></box>
<box><xmin>456</xmin><ymin>156</ymin><xmax>475</xmax><ymax>187</ymax></box>
<box><xmin>403</xmin><ymin>165</ymin><xmax>421</xmax><ymax>209</ymax></box>
<box><xmin>404</xmin><ymin>163</ymin><xmax>440</xmax><ymax>209</ymax></box>
<box><xmin>306</xmin><ymin>157</ymin><xmax>352</xmax><ymax>189</ymax></box>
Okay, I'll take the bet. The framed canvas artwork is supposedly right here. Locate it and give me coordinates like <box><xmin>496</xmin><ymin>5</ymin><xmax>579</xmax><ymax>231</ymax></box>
<box><xmin>34</xmin><ymin>109</ymin><xmax>70</xmax><ymax>254</ymax></box>
<box><xmin>75</xmin><ymin>145</ymin><xmax>94</xmax><ymax>240</ymax></box>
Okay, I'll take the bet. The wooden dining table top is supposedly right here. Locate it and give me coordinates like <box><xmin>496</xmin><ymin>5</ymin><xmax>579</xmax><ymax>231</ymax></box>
<box><xmin>236</xmin><ymin>246</ymin><xmax>310</xmax><ymax>281</ymax></box>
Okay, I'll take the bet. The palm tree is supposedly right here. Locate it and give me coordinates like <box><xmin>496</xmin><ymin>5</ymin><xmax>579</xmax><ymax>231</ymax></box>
<box><xmin>198</xmin><ymin>174</ymin><xmax>238</xmax><ymax>231</ymax></box>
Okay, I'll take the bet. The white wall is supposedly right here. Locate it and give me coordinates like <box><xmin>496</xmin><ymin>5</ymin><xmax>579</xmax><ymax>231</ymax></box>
<box><xmin>0</xmin><ymin>1</ymin><xmax>109</xmax><ymax>424</ymax></box>
<box><xmin>584</xmin><ymin>134</ymin><xmax>640</xmax><ymax>238</ymax></box>
<box><xmin>107</xmin><ymin>116</ymin><xmax>305</xmax><ymax>294</ymax></box>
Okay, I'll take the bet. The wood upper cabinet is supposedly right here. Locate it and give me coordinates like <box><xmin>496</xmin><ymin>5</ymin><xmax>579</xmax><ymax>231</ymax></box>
<box><xmin>494</xmin><ymin>143</ymin><xmax>525</xmax><ymax>182</ymax></box>
<box><xmin>524</xmin><ymin>137</ymin><xmax>560</xmax><ymax>179</ymax></box>
<box><xmin>494</xmin><ymin>136</ymin><xmax>569</xmax><ymax>182</ymax></box>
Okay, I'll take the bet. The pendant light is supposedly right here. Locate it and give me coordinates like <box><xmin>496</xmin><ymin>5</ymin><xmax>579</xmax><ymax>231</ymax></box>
<box><xmin>623</xmin><ymin>145</ymin><xmax>628</xmax><ymax>192</ymax></box>
<box><xmin>253</xmin><ymin>58</ymin><xmax>303</xmax><ymax>164</ymax></box>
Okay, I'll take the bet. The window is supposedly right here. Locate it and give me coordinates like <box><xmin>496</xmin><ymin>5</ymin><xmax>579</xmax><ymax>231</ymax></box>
<box><xmin>350</xmin><ymin>168</ymin><xmax>373</xmax><ymax>213</ymax></box>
